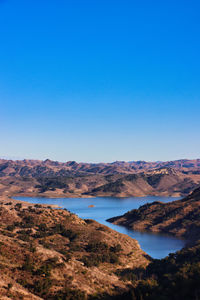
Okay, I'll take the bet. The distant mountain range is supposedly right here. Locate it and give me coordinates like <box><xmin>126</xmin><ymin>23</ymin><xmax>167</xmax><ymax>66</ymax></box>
<box><xmin>0</xmin><ymin>158</ymin><xmax>200</xmax><ymax>198</ymax></box>
<box><xmin>0</xmin><ymin>158</ymin><xmax>200</xmax><ymax>177</ymax></box>
<box><xmin>1</xmin><ymin>158</ymin><xmax>200</xmax><ymax>299</ymax></box>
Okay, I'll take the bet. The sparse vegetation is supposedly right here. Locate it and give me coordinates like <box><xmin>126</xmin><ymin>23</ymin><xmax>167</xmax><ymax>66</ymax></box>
<box><xmin>0</xmin><ymin>198</ymin><xmax>146</xmax><ymax>299</ymax></box>
<box><xmin>1</xmin><ymin>159</ymin><xmax>200</xmax><ymax>298</ymax></box>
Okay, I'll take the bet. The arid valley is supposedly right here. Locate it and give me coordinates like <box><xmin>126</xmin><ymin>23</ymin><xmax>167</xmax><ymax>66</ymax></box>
<box><xmin>0</xmin><ymin>159</ymin><xmax>200</xmax><ymax>299</ymax></box>
<box><xmin>1</xmin><ymin>1</ymin><xmax>200</xmax><ymax>299</ymax></box>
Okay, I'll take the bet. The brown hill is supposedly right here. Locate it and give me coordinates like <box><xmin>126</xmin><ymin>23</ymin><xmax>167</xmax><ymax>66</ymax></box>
<box><xmin>0</xmin><ymin>159</ymin><xmax>200</xmax><ymax>198</ymax></box>
<box><xmin>0</xmin><ymin>158</ymin><xmax>200</xmax><ymax>177</ymax></box>
<box><xmin>89</xmin><ymin>168</ymin><xmax>200</xmax><ymax>197</ymax></box>
<box><xmin>0</xmin><ymin>162</ymin><xmax>200</xmax><ymax>199</ymax></box>
<box><xmin>108</xmin><ymin>187</ymin><xmax>200</xmax><ymax>242</ymax></box>
<box><xmin>1</xmin><ymin>157</ymin><xmax>200</xmax><ymax>299</ymax></box>
<box><xmin>107</xmin><ymin>187</ymin><xmax>200</xmax><ymax>300</ymax></box>
<box><xmin>0</xmin><ymin>196</ymin><xmax>149</xmax><ymax>299</ymax></box>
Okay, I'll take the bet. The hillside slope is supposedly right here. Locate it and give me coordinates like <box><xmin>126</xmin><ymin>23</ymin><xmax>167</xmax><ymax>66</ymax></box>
<box><xmin>0</xmin><ymin>158</ymin><xmax>200</xmax><ymax>177</ymax></box>
<box><xmin>1</xmin><ymin>159</ymin><xmax>200</xmax><ymax>198</ymax></box>
<box><xmin>106</xmin><ymin>187</ymin><xmax>200</xmax><ymax>299</ymax></box>
<box><xmin>89</xmin><ymin>168</ymin><xmax>200</xmax><ymax>197</ymax></box>
<box><xmin>108</xmin><ymin>187</ymin><xmax>200</xmax><ymax>242</ymax></box>
<box><xmin>0</xmin><ymin>196</ymin><xmax>149</xmax><ymax>299</ymax></box>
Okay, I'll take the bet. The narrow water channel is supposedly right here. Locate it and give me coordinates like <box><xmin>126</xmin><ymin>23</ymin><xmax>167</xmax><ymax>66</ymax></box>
<box><xmin>14</xmin><ymin>196</ymin><xmax>185</xmax><ymax>259</ymax></box>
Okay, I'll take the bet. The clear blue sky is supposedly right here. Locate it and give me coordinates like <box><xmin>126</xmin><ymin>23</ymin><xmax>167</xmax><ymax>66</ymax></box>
<box><xmin>0</xmin><ymin>0</ymin><xmax>200</xmax><ymax>162</ymax></box>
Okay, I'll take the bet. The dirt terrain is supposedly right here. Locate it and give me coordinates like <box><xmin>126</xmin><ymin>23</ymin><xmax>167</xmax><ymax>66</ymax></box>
<box><xmin>1</xmin><ymin>158</ymin><xmax>200</xmax><ymax>299</ymax></box>
<box><xmin>0</xmin><ymin>194</ymin><xmax>149</xmax><ymax>299</ymax></box>
<box><xmin>1</xmin><ymin>158</ymin><xmax>200</xmax><ymax>176</ymax></box>
<box><xmin>107</xmin><ymin>186</ymin><xmax>200</xmax><ymax>300</ymax></box>
<box><xmin>1</xmin><ymin>159</ymin><xmax>200</xmax><ymax>198</ymax></box>
<box><xmin>108</xmin><ymin>186</ymin><xmax>200</xmax><ymax>242</ymax></box>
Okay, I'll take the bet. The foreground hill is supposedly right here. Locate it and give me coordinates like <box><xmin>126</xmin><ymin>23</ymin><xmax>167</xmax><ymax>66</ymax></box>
<box><xmin>1</xmin><ymin>157</ymin><xmax>200</xmax><ymax>299</ymax></box>
<box><xmin>108</xmin><ymin>187</ymin><xmax>200</xmax><ymax>300</ymax></box>
<box><xmin>0</xmin><ymin>159</ymin><xmax>200</xmax><ymax>197</ymax></box>
<box><xmin>108</xmin><ymin>187</ymin><xmax>200</xmax><ymax>242</ymax></box>
<box><xmin>1</xmin><ymin>192</ymin><xmax>200</xmax><ymax>300</ymax></box>
<box><xmin>116</xmin><ymin>237</ymin><xmax>200</xmax><ymax>300</ymax></box>
<box><xmin>0</xmin><ymin>196</ymin><xmax>149</xmax><ymax>299</ymax></box>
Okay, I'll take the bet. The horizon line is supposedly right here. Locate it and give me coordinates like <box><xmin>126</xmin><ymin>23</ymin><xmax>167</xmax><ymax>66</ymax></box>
<box><xmin>0</xmin><ymin>156</ymin><xmax>200</xmax><ymax>165</ymax></box>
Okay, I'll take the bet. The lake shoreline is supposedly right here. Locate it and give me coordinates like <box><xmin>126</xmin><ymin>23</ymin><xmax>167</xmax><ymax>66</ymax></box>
<box><xmin>9</xmin><ymin>190</ymin><xmax>183</xmax><ymax>199</ymax></box>
<box><xmin>13</xmin><ymin>195</ymin><xmax>185</xmax><ymax>259</ymax></box>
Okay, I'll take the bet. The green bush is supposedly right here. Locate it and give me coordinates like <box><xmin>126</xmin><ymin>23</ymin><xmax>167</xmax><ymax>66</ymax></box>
<box><xmin>110</xmin><ymin>244</ymin><xmax>122</xmax><ymax>253</ymax></box>
<box><xmin>33</xmin><ymin>278</ymin><xmax>53</xmax><ymax>296</ymax></box>
<box><xmin>6</xmin><ymin>224</ymin><xmax>15</xmax><ymax>231</ymax></box>
<box><xmin>86</xmin><ymin>242</ymin><xmax>108</xmax><ymax>252</ymax></box>
<box><xmin>54</xmin><ymin>287</ymin><xmax>86</xmax><ymax>300</ymax></box>
<box><xmin>21</xmin><ymin>256</ymin><xmax>34</xmax><ymax>272</ymax></box>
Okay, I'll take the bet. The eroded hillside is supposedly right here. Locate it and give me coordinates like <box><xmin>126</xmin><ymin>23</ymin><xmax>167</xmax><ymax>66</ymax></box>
<box><xmin>107</xmin><ymin>187</ymin><xmax>200</xmax><ymax>300</ymax></box>
<box><xmin>0</xmin><ymin>196</ymin><xmax>149</xmax><ymax>299</ymax></box>
<box><xmin>108</xmin><ymin>187</ymin><xmax>200</xmax><ymax>242</ymax></box>
<box><xmin>1</xmin><ymin>159</ymin><xmax>200</xmax><ymax>198</ymax></box>
<box><xmin>0</xmin><ymin>158</ymin><xmax>200</xmax><ymax>177</ymax></box>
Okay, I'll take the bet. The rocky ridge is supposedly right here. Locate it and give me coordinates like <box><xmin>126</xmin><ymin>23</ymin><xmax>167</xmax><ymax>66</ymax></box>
<box><xmin>108</xmin><ymin>187</ymin><xmax>200</xmax><ymax>242</ymax></box>
<box><xmin>0</xmin><ymin>159</ymin><xmax>200</xmax><ymax>198</ymax></box>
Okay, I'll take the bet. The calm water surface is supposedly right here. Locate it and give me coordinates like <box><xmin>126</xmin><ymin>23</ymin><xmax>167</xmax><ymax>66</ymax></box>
<box><xmin>14</xmin><ymin>196</ymin><xmax>185</xmax><ymax>259</ymax></box>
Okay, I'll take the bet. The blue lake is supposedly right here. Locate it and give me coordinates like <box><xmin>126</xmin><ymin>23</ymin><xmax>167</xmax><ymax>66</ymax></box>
<box><xmin>14</xmin><ymin>196</ymin><xmax>185</xmax><ymax>259</ymax></box>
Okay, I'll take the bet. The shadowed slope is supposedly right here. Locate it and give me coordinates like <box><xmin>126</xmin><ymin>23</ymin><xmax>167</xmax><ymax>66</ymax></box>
<box><xmin>108</xmin><ymin>187</ymin><xmax>200</xmax><ymax>242</ymax></box>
